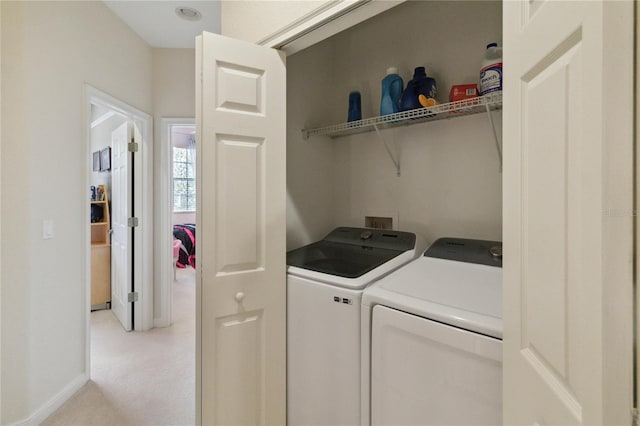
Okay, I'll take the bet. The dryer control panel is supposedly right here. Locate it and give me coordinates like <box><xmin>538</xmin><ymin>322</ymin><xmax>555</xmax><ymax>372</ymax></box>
<box><xmin>424</xmin><ymin>237</ymin><xmax>502</xmax><ymax>267</ymax></box>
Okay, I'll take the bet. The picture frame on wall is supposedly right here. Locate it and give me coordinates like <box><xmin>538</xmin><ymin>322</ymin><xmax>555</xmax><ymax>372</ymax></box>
<box><xmin>92</xmin><ymin>151</ymin><xmax>101</xmax><ymax>172</ymax></box>
<box><xmin>100</xmin><ymin>147</ymin><xmax>111</xmax><ymax>172</ymax></box>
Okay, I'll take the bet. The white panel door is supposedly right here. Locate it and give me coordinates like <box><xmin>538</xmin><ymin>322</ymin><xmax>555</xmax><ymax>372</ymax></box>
<box><xmin>196</xmin><ymin>32</ymin><xmax>286</xmax><ymax>426</ymax></box>
<box><xmin>111</xmin><ymin>121</ymin><xmax>133</xmax><ymax>332</ymax></box>
<box><xmin>503</xmin><ymin>1</ymin><xmax>634</xmax><ymax>424</ymax></box>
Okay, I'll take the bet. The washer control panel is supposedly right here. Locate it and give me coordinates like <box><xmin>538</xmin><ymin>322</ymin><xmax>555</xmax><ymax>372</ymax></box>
<box><xmin>325</xmin><ymin>227</ymin><xmax>416</xmax><ymax>251</ymax></box>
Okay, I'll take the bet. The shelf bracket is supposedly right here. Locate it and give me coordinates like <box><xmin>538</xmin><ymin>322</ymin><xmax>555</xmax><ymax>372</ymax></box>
<box><xmin>373</xmin><ymin>123</ymin><xmax>401</xmax><ymax>177</ymax></box>
<box><xmin>485</xmin><ymin>103</ymin><xmax>502</xmax><ymax>172</ymax></box>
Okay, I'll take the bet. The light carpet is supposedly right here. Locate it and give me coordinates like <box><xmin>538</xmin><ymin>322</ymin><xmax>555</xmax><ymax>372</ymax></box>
<box><xmin>43</xmin><ymin>267</ymin><xmax>196</xmax><ymax>426</ymax></box>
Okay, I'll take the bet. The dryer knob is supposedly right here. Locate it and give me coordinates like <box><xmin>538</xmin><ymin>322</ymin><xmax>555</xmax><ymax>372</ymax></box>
<box><xmin>360</xmin><ymin>230</ymin><xmax>372</xmax><ymax>240</ymax></box>
<box><xmin>489</xmin><ymin>246</ymin><xmax>503</xmax><ymax>258</ymax></box>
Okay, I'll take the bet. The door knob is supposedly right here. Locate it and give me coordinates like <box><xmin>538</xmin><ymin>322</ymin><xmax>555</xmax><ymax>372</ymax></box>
<box><xmin>235</xmin><ymin>292</ymin><xmax>245</xmax><ymax>303</ymax></box>
<box><xmin>489</xmin><ymin>246</ymin><xmax>502</xmax><ymax>258</ymax></box>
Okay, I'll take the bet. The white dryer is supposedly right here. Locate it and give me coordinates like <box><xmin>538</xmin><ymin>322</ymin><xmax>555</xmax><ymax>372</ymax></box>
<box><xmin>361</xmin><ymin>237</ymin><xmax>503</xmax><ymax>426</ymax></box>
<box><xmin>287</xmin><ymin>227</ymin><xmax>427</xmax><ymax>426</ymax></box>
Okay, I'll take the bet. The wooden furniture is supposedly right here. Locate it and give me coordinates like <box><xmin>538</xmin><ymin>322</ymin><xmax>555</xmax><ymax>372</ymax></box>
<box><xmin>91</xmin><ymin>187</ymin><xmax>111</xmax><ymax>309</ymax></box>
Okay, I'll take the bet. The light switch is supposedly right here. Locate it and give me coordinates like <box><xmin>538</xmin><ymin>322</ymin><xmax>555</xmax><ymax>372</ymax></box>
<box><xmin>43</xmin><ymin>219</ymin><xmax>54</xmax><ymax>240</ymax></box>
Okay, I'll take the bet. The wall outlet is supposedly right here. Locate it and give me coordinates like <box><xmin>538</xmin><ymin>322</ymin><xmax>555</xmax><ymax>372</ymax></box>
<box><xmin>365</xmin><ymin>216</ymin><xmax>393</xmax><ymax>230</ymax></box>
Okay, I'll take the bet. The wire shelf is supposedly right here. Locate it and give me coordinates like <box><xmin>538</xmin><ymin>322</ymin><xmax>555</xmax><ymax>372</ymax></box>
<box><xmin>302</xmin><ymin>92</ymin><xmax>502</xmax><ymax>139</ymax></box>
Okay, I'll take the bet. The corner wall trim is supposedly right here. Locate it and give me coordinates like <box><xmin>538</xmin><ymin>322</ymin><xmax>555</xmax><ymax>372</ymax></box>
<box><xmin>154</xmin><ymin>316</ymin><xmax>170</xmax><ymax>328</ymax></box>
<box><xmin>7</xmin><ymin>373</ymin><xmax>88</xmax><ymax>426</ymax></box>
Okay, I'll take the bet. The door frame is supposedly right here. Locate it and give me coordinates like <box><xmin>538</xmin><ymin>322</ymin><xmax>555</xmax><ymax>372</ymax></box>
<box><xmin>156</xmin><ymin>117</ymin><xmax>196</xmax><ymax>328</ymax></box>
<box><xmin>83</xmin><ymin>84</ymin><xmax>154</xmax><ymax>353</ymax></box>
<box><xmin>258</xmin><ymin>0</ymin><xmax>405</xmax><ymax>55</ymax></box>
<box><xmin>636</xmin><ymin>0</ymin><xmax>640</xmax><ymax>411</ymax></box>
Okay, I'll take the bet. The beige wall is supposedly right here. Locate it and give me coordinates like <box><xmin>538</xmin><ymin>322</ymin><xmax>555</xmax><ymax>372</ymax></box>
<box><xmin>173</xmin><ymin>212</ymin><xmax>196</xmax><ymax>226</ymax></box>
<box><xmin>221</xmin><ymin>0</ymin><xmax>326</xmax><ymax>44</ymax></box>
<box><xmin>152</xmin><ymin>48</ymin><xmax>195</xmax><ymax>324</ymax></box>
<box><xmin>286</xmin><ymin>37</ymin><xmax>338</xmax><ymax>248</ymax></box>
<box><xmin>287</xmin><ymin>0</ymin><xmax>503</xmax><ymax>247</ymax></box>
<box><xmin>1</xmin><ymin>1</ymin><xmax>153</xmax><ymax>423</ymax></box>
<box><xmin>152</xmin><ymin>49</ymin><xmax>196</xmax><ymax>119</ymax></box>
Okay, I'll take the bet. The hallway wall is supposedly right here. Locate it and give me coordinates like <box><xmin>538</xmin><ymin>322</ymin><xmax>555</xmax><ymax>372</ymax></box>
<box><xmin>1</xmin><ymin>2</ymin><xmax>153</xmax><ymax>424</ymax></box>
<box><xmin>151</xmin><ymin>48</ymin><xmax>196</xmax><ymax>325</ymax></box>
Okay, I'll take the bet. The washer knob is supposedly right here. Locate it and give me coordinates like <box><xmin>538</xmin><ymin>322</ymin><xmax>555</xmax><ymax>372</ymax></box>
<box><xmin>489</xmin><ymin>246</ymin><xmax>503</xmax><ymax>258</ymax></box>
<box><xmin>360</xmin><ymin>230</ymin><xmax>372</xmax><ymax>240</ymax></box>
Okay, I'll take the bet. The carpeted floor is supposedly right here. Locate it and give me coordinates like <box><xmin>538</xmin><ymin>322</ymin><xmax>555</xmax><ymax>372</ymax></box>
<box><xmin>43</xmin><ymin>267</ymin><xmax>196</xmax><ymax>426</ymax></box>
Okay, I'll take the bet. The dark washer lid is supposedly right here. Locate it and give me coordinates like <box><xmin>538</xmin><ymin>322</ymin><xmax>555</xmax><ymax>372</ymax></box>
<box><xmin>286</xmin><ymin>227</ymin><xmax>417</xmax><ymax>278</ymax></box>
<box><xmin>424</xmin><ymin>237</ymin><xmax>503</xmax><ymax>267</ymax></box>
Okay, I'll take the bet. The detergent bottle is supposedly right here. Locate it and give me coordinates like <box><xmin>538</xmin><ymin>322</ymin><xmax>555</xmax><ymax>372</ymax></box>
<box><xmin>347</xmin><ymin>91</ymin><xmax>362</xmax><ymax>122</ymax></box>
<box><xmin>399</xmin><ymin>67</ymin><xmax>437</xmax><ymax>111</ymax></box>
<box><xmin>479</xmin><ymin>42</ymin><xmax>503</xmax><ymax>96</ymax></box>
<box><xmin>380</xmin><ymin>67</ymin><xmax>403</xmax><ymax>115</ymax></box>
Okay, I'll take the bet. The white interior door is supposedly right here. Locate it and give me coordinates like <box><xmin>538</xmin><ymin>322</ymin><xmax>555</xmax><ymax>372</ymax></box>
<box><xmin>111</xmin><ymin>121</ymin><xmax>133</xmax><ymax>332</ymax></box>
<box><xmin>196</xmin><ymin>32</ymin><xmax>286</xmax><ymax>425</ymax></box>
<box><xmin>503</xmin><ymin>1</ymin><xmax>634</xmax><ymax>424</ymax></box>
<box><xmin>131</xmin><ymin>119</ymin><xmax>144</xmax><ymax>329</ymax></box>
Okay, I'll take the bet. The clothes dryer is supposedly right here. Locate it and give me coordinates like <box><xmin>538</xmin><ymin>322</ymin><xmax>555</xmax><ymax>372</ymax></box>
<box><xmin>287</xmin><ymin>227</ymin><xmax>426</xmax><ymax>426</ymax></box>
<box><xmin>361</xmin><ymin>237</ymin><xmax>503</xmax><ymax>426</ymax></box>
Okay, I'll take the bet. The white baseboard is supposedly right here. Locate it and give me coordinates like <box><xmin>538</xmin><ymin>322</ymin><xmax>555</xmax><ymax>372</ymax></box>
<box><xmin>7</xmin><ymin>373</ymin><xmax>88</xmax><ymax>426</ymax></box>
<box><xmin>154</xmin><ymin>316</ymin><xmax>171</xmax><ymax>328</ymax></box>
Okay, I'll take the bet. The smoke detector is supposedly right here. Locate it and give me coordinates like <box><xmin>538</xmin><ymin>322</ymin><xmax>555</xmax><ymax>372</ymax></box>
<box><xmin>175</xmin><ymin>6</ymin><xmax>202</xmax><ymax>21</ymax></box>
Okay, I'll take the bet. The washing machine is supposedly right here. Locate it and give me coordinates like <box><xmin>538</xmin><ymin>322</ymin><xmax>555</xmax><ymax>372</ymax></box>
<box><xmin>361</xmin><ymin>237</ymin><xmax>503</xmax><ymax>426</ymax></box>
<box><xmin>287</xmin><ymin>227</ymin><xmax>427</xmax><ymax>426</ymax></box>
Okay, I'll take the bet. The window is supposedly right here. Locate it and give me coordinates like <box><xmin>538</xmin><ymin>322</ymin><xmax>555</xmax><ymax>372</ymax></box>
<box><xmin>173</xmin><ymin>146</ymin><xmax>196</xmax><ymax>212</ymax></box>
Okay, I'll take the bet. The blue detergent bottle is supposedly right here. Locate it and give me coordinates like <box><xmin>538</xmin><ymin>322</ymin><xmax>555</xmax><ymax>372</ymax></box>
<box><xmin>399</xmin><ymin>67</ymin><xmax>437</xmax><ymax>111</ymax></box>
<box><xmin>380</xmin><ymin>67</ymin><xmax>404</xmax><ymax>115</ymax></box>
<box><xmin>347</xmin><ymin>91</ymin><xmax>362</xmax><ymax>122</ymax></box>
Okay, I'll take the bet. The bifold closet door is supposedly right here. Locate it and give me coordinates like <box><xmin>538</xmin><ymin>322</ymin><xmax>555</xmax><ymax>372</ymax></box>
<box><xmin>196</xmin><ymin>31</ymin><xmax>286</xmax><ymax>426</ymax></box>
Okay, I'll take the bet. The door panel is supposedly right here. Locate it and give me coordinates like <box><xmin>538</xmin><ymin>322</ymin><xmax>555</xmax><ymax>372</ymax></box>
<box><xmin>196</xmin><ymin>32</ymin><xmax>286</xmax><ymax>426</ymax></box>
<box><xmin>215</xmin><ymin>311</ymin><xmax>264</xmax><ymax>426</ymax></box>
<box><xmin>503</xmin><ymin>1</ymin><xmax>633</xmax><ymax>424</ymax></box>
<box><xmin>110</xmin><ymin>121</ymin><xmax>132</xmax><ymax>332</ymax></box>
<box><xmin>215</xmin><ymin>135</ymin><xmax>264</xmax><ymax>274</ymax></box>
<box><xmin>216</xmin><ymin>63</ymin><xmax>265</xmax><ymax>114</ymax></box>
<box><xmin>521</xmin><ymin>34</ymin><xmax>581</xmax><ymax>398</ymax></box>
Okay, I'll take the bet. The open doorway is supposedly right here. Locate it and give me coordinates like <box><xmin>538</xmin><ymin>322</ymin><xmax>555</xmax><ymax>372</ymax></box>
<box><xmin>157</xmin><ymin>118</ymin><xmax>196</xmax><ymax>327</ymax></box>
<box><xmin>88</xmin><ymin>104</ymin><xmax>127</xmax><ymax>313</ymax></box>
<box><xmin>84</xmin><ymin>84</ymin><xmax>153</xmax><ymax>337</ymax></box>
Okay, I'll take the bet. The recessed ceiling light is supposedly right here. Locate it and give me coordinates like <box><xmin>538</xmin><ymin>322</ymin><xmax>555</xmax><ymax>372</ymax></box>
<box><xmin>175</xmin><ymin>6</ymin><xmax>202</xmax><ymax>21</ymax></box>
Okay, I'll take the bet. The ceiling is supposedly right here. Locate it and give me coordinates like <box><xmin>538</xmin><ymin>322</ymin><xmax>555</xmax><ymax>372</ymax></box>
<box><xmin>103</xmin><ymin>1</ymin><xmax>221</xmax><ymax>49</ymax></box>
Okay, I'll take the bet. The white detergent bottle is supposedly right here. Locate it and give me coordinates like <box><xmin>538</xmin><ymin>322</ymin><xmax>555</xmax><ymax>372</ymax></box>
<box><xmin>479</xmin><ymin>42</ymin><xmax>502</xmax><ymax>96</ymax></box>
